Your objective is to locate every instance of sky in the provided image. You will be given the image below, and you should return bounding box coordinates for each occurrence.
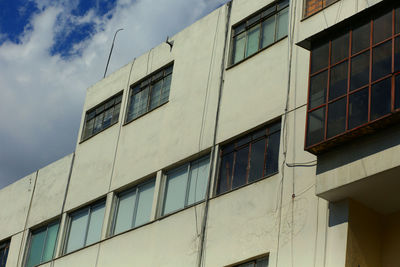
[0,0,228,189]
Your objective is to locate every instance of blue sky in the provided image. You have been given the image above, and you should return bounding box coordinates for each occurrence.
[0,0,228,189]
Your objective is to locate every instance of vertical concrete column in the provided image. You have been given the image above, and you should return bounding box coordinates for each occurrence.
[150,170,163,220]
[54,212,68,258]
[102,191,115,239]
[208,144,219,198]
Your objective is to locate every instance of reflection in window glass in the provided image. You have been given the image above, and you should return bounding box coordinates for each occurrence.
[234,255,269,267]
[350,51,370,91]
[373,11,392,44]
[246,25,260,57]
[309,71,327,109]
[276,8,289,40]
[307,107,325,146]
[396,7,400,34]
[86,204,105,246]
[311,43,329,73]
[232,147,249,189]
[233,33,246,63]
[348,88,369,130]
[163,156,210,215]
[352,22,370,54]
[331,33,349,64]
[371,78,391,120]
[327,98,347,138]
[329,61,348,100]
[261,16,275,48]
[372,41,392,81]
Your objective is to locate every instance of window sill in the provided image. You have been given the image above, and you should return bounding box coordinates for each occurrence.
[226,36,288,71]
[79,121,119,144]
[123,100,169,127]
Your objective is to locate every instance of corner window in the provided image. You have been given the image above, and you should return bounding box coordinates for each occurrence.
[230,0,289,65]
[304,0,339,18]
[112,179,155,235]
[0,240,9,267]
[126,64,173,122]
[64,201,105,254]
[305,7,400,153]
[25,221,59,267]
[233,255,269,267]
[216,122,281,195]
[81,92,122,141]
[162,155,210,216]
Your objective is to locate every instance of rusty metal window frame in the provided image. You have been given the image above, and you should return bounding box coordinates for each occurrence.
[305,5,400,154]
[216,122,281,196]
[81,92,123,142]
[0,240,10,267]
[303,0,340,18]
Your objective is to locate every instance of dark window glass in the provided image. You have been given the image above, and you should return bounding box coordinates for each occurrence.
[217,123,281,195]
[327,98,347,138]
[0,241,10,267]
[396,7,400,34]
[82,93,122,141]
[329,61,348,100]
[352,22,370,54]
[232,147,249,189]
[309,71,327,109]
[331,33,349,64]
[395,37,400,72]
[372,41,392,81]
[126,64,173,122]
[371,78,391,120]
[306,107,325,146]
[373,11,392,44]
[234,255,269,267]
[396,75,400,109]
[311,43,329,73]
[350,51,370,91]
[348,88,369,129]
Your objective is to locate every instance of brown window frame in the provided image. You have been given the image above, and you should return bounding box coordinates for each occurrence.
[305,5,400,154]
[303,0,339,18]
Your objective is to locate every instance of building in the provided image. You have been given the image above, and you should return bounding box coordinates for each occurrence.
[0,0,399,266]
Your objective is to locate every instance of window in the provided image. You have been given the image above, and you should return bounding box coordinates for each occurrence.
[216,122,281,195]
[112,179,155,235]
[162,155,210,216]
[81,93,122,141]
[305,6,400,153]
[233,255,269,267]
[126,64,173,122]
[304,0,338,17]
[230,0,289,65]
[64,201,105,254]
[0,240,9,267]
[25,221,59,267]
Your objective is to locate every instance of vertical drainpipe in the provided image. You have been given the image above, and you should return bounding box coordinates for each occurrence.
[196,2,232,267]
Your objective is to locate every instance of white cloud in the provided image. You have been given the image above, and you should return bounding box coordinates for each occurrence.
[0,0,228,188]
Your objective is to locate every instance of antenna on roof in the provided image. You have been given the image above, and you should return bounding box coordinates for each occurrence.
[103,28,124,78]
[165,36,174,51]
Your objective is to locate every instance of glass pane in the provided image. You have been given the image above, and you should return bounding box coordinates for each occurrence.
[396,75,400,109]
[331,33,349,64]
[329,61,348,100]
[352,22,370,54]
[246,25,260,57]
[373,11,392,44]
[350,51,370,91]
[111,102,120,124]
[114,190,136,235]
[327,98,347,138]
[372,40,392,81]
[129,87,149,120]
[232,147,249,189]
[160,74,172,104]
[188,157,210,205]
[276,7,288,40]
[348,88,369,129]
[233,32,246,64]
[26,229,46,267]
[42,223,59,262]
[83,119,94,139]
[371,78,391,120]
[395,37,400,72]
[86,203,105,246]
[66,209,89,253]
[309,71,327,109]
[217,153,234,194]
[265,131,280,175]
[256,256,269,267]
[311,43,329,73]
[149,80,163,110]
[261,16,276,48]
[102,107,114,128]
[163,165,188,215]
[134,181,155,227]
[306,107,326,146]
[239,263,254,267]
[396,7,400,34]
[93,113,104,133]
[249,138,266,182]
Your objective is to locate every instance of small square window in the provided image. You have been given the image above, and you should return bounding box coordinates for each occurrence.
[0,240,10,267]
[64,201,105,254]
[304,0,339,18]
[25,221,60,267]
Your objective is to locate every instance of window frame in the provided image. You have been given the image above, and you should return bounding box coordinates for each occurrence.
[160,154,211,216]
[303,0,340,19]
[24,220,60,267]
[215,122,281,196]
[228,0,289,67]
[229,254,269,267]
[80,92,123,142]
[63,200,106,255]
[125,63,174,123]
[305,5,400,154]
[110,178,156,236]
[0,240,10,267]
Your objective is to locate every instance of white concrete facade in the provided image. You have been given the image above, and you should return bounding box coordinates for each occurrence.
[1,0,399,266]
